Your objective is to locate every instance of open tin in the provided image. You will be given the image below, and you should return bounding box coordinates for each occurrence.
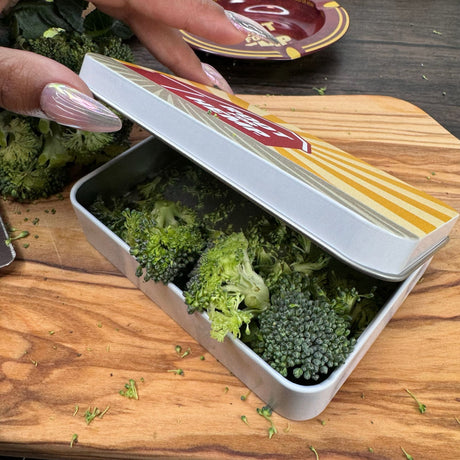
[71,54,458,420]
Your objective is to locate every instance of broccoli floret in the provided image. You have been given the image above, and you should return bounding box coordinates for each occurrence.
[313,269,381,335]
[95,35,134,63]
[62,129,115,166]
[0,157,69,201]
[0,112,69,200]
[0,111,129,201]
[123,200,207,285]
[253,289,356,382]
[89,195,132,238]
[0,113,41,162]
[245,215,330,287]
[184,232,269,342]
[16,31,99,72]
[15,30,133,73]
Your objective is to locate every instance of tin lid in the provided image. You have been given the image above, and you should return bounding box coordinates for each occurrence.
[79,53,458,281]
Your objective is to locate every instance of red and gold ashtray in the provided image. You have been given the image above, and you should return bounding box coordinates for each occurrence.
[181,0,349,60]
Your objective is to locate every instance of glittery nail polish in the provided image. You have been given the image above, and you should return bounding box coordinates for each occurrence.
[39,83,122,132]
[201,63,234,94]
[225,10,279,45]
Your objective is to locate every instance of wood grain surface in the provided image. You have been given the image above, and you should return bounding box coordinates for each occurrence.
[1,95,459,460]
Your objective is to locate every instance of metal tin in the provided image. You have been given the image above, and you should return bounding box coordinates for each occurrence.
[71,137,429,421]
[72,54,457,419]
[79,53,458,281]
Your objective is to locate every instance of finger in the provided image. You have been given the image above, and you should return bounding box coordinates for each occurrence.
[0,47,121,132]
[93,0,247,44]
[136,0,279,45]
[127,19,233,92]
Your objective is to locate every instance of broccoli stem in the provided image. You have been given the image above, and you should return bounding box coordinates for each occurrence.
[405,388,426,414]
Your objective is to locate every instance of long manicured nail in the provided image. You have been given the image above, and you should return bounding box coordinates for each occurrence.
[39,83,122,132]
[201,63,234,94]
[225,10,279,45]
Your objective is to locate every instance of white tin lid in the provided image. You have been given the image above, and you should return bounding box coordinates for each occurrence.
[79,53,458,281]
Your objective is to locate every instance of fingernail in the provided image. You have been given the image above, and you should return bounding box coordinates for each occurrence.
[225,10,279,45]
[39,83,122,132]
[201,63,234,94]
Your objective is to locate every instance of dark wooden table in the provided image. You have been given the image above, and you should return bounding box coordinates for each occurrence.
[135,0,460,140]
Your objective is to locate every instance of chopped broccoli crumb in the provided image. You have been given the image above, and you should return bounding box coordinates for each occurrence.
[70,433,78,448]
[401,447,414,460]
[310,445,320,460]
[5,229,29,245]
[84,406,109,425]
[257,405,277,438]
[240,390,251,401]
[405,388,426,413]
[119,379,139,399]
[313,87,327,95]
[168,369,184,376]
[179,347,191,358]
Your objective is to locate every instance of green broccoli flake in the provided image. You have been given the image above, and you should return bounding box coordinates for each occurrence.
[257,405,277,439]
[313,87,327,95]
[405,388,426,413]
[84,406,110,425]
[401,447,414,460]
[240,390,251,401]
[168,369,184,376]
[310,445,320,460]
[5,230,29,246]
[119,379,139,399]
[70,433,78,448]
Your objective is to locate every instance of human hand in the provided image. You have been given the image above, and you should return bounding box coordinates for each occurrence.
[0,0,276,132]
[90,0,277,91]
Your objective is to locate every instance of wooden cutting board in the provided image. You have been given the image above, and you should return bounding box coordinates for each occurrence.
[0,95,459,460]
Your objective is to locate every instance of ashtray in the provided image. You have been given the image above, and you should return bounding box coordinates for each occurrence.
[180,0,349,60]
